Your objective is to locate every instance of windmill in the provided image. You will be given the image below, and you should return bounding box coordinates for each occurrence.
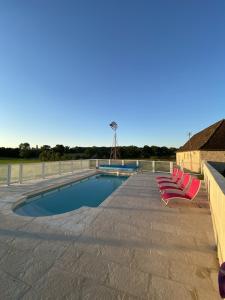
[109,121,119,159]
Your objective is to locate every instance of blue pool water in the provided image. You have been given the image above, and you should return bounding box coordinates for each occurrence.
[14,174,128,217]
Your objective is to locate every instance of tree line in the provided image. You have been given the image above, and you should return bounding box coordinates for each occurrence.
[0,143,177,161]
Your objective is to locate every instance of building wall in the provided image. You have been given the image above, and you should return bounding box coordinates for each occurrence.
[176,150,225,173]
[176,151,201,172]
[200,151,225,164]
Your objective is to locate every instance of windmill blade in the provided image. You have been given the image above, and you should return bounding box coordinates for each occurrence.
[110,121,118,130]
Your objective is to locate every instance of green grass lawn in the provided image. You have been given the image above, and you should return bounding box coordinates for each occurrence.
[0,158,41,164]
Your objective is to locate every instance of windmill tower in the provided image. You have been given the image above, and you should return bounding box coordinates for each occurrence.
[109,121,119,159]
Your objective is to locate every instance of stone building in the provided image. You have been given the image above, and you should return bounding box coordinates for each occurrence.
[176,119,225,172]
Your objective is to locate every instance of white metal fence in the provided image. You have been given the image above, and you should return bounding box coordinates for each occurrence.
[0,159,174,186]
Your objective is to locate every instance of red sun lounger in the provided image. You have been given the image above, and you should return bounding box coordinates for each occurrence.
[161,177,201,206]
[157,169,183,185]
[156,168,178,181]
[159,174,191,192]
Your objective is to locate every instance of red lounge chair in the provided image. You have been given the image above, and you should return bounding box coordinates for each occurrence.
[157,169,183,185]
[159,174,191,192]
[156,170,179,184]
[161,177,201,206]
[156,168,178,181]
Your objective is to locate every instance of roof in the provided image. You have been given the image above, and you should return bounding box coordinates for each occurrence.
[177,119,225,152]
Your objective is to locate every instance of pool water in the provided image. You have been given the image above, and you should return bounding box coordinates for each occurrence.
[14,174,128,217]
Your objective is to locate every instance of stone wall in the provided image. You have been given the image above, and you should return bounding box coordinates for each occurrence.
[176,150,201,172]
[200,151,225,164]
[176,150,225,173]
[203,161,225,264]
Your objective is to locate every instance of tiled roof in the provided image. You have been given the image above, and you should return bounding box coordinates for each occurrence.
[177,119,225,152]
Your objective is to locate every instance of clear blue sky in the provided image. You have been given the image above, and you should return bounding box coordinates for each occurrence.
[1,0,225,148]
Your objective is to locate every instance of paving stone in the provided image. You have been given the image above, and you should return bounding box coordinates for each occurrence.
[33,239,71,260]
[20,288,40,300]
[0,269,30,299]
[133,249,170,278]
[170,260,213,290]
[70,251,110,282]
[21,258,54,285]
[0,241,10,259]
[97,244,134,265]
[150,276,193,300]
[210,269,219,293]
[0,248,34,278]
[30,266,82,299]
[81,279,121,299]
[150,228,197,249]
[54,244,83,271]
[11,233,42,251]
[185,249,218,268]
[196,287,221,300]
[107,262,149,298]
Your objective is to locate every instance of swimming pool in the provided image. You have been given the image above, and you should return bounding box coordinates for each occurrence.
[98,164,138,172]
[14,174,128,217]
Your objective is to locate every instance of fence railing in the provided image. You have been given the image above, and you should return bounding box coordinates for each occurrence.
[0,159,174,186]
[0,160,90,186]
[203,161,225,264]
[90,159,174,173]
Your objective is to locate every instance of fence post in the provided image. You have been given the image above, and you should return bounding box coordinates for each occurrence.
[122,160,124,166]
[136,160,139,167]
[42,162,45,179]
[96,159,99,168]
[109,159,111,166]
[170,162,173,174]
[19,164,23,184]
[71,160,74,173]
[152,161,155,173]
[7,164,11,186]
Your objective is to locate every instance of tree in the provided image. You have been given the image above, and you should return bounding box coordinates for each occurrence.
[53,144,65,155]
[19,143,31,158]
[41,145,51,151]
[142,145,152,158]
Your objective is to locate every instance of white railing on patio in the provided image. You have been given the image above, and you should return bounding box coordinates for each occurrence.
[0,159,174,186]
[0,160,90,186]
[90,159,174,174]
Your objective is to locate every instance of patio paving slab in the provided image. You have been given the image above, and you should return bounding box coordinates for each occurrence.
[0,170,220,299]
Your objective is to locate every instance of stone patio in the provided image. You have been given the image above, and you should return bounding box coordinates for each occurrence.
[0,170,220,299]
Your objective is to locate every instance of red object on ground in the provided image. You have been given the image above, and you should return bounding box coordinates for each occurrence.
[161,177,201,206]
[156,168,178,180]
[159,174,191,192]
[157,169,183,185]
